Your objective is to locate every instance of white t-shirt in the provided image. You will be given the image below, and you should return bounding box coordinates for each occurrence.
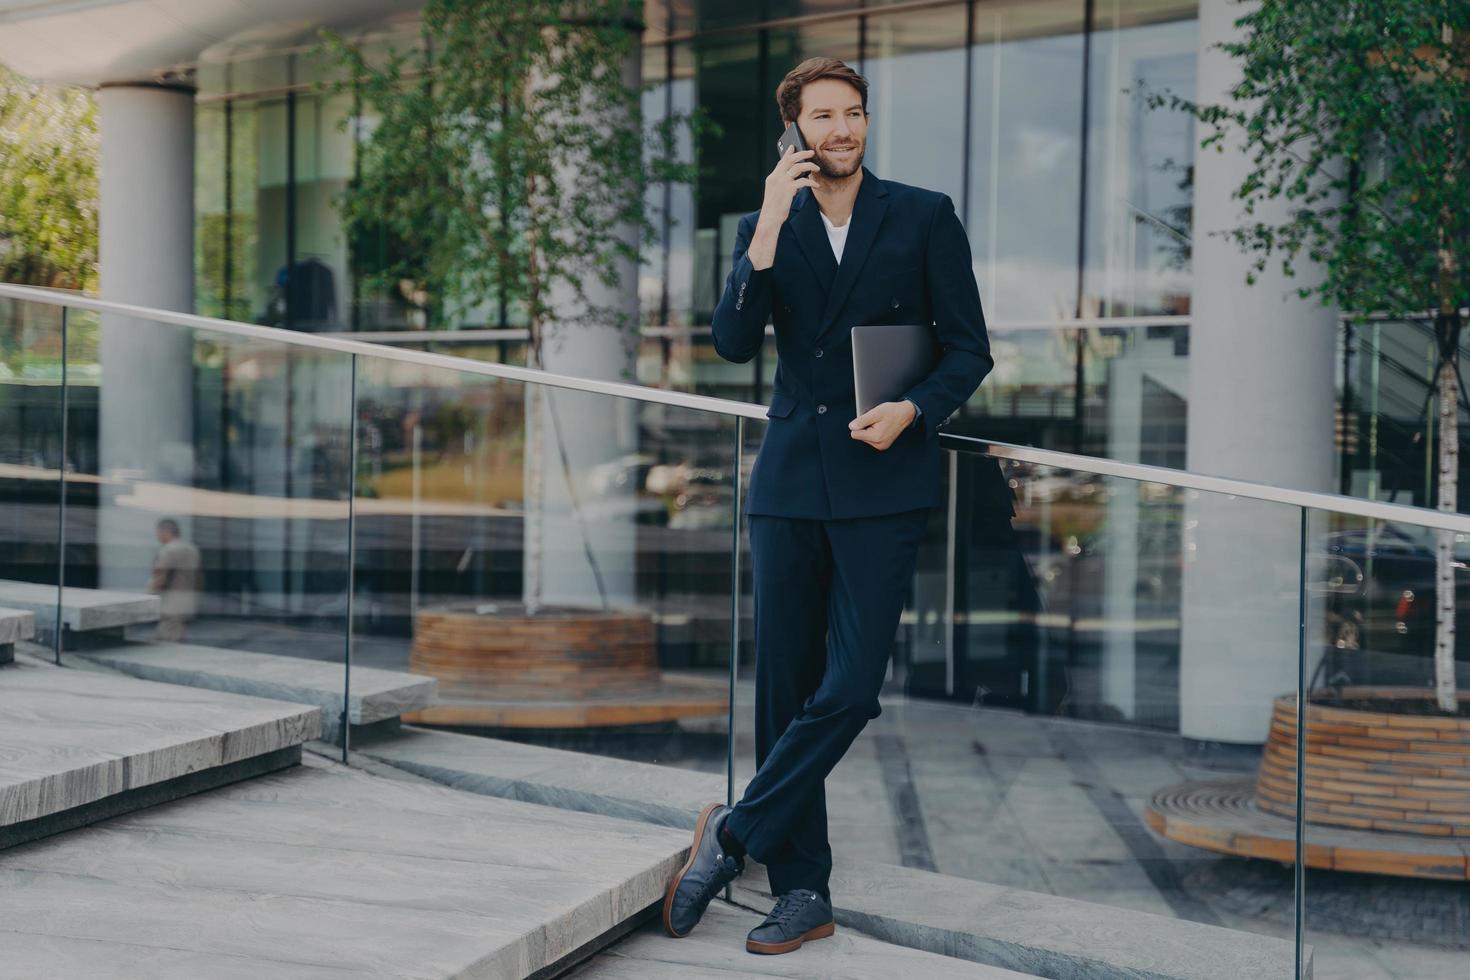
[819,209,851,264]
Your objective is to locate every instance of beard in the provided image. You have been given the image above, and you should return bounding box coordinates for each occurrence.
[814,141,864,180]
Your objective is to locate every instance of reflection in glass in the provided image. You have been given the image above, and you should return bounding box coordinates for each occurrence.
[864,5,967,213]
[1083,1,1196,318]
[1300,508,1470,977]
[350,360,740,769]
[0,300,66,657]
[864,452,1304,944]
[968,0,1086,322]
[59,310,354,732]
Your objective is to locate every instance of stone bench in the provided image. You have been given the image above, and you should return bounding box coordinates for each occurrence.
[0,580,158,649]
[78,643,437,742]
[0,607,35,664]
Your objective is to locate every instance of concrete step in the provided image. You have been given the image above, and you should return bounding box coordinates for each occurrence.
[357,725,723,829]
[731,858,1309,980]
[0,656,318,849]
[0,580,159,644]
[75,642,437,741]
[355,724,1311,980]
[0,605,34,663]
[0,753,692,979]
[566,900,1036,979]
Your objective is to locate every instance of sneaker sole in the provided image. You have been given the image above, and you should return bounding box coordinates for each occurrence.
[746,921,836,955]
[662,801,722,938]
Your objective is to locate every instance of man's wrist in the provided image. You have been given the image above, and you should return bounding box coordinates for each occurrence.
[747,219,782,269]
[904,398,922,429]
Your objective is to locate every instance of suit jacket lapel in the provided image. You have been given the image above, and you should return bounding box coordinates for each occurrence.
[788,188,837,297]
[819,168,889,333]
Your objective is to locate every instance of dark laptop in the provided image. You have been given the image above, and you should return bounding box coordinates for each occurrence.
[851,323,939,417]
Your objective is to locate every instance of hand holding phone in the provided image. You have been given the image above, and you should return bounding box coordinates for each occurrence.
[747,123,820,270]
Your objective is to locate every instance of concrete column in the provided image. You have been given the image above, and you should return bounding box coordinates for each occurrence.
[521,40,641,612]
[95,84,195,589]
[1101,339,1187,721]
[1177,0,1337,743]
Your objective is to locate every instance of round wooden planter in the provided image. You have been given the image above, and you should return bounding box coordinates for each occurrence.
[1255,687,1470,838]
[403,602,726,728]
[1147,687,1470,879]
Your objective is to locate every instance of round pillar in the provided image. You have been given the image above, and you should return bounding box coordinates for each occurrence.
[95,83,196,589]
[1177,0,1338,744]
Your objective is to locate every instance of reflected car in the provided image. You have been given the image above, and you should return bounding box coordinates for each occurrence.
[1320,524,1470,663]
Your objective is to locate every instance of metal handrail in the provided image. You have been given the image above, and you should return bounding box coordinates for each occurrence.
[318,314,1192,343]
[6,281,1470,534]
[0,283,767,422]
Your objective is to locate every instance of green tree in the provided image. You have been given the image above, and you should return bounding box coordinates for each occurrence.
[321,0,703,614]
[1144,2,1469,712]
[0,64,98,290]
[319,0,699,350]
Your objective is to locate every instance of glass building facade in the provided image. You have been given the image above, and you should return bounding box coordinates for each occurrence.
[192,0,1200,463]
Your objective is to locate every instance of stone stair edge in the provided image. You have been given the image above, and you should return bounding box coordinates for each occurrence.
[355,724,1311,980]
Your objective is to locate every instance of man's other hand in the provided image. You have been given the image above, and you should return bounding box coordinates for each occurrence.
[848,400,917,452]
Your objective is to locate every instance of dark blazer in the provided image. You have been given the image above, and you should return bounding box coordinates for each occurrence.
[712,167,993,519]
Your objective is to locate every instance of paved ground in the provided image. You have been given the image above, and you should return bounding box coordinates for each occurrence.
[661,691,1468,979]
[101,621,1470,978]
[768,698,1470,980]
[567,901,1036,979]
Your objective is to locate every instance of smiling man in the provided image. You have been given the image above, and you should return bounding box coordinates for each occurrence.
[661,58,993,955]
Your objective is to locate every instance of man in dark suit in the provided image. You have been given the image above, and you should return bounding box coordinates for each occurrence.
[663,56,992,955]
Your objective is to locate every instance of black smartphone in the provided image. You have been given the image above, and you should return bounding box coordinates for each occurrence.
[776,120,807,159]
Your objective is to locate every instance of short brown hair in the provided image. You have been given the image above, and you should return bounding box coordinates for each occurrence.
[775,57,868,126]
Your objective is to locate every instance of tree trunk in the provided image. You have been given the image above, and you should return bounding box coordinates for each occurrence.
[1434,17,1461,715]
[1434,321,1458,714]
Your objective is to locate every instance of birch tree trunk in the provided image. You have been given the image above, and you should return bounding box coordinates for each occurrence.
[1433,20,1461,715]
[1434,332,1458,714]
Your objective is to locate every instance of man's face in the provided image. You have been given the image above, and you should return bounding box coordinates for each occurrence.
[796,78,867,180]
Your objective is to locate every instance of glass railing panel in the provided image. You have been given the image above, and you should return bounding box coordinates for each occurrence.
[1300,507,1470,978]
[0,297,66,659]
[629,321,1190,463]
[347,355,742,772]
[726,444,1308,959]
[59,308,354,740]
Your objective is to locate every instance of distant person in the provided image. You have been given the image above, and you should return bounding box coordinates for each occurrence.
[662,58,991,954]
[147,518,201,642]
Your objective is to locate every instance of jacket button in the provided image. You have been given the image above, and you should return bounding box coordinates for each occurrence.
[891,297,899,309]
[817,404,827,414]
[814,348,823,358]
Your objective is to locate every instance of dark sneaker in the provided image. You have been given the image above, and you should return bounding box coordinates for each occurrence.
[746,888,835,954]
[663,802,744,937]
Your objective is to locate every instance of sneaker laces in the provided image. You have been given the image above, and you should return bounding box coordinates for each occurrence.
[690,852,739,905]
[768,890,813,924]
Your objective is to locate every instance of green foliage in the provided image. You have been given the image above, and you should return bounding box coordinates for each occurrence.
[319,0,703,354]
[0,64,98,290]
[1142,2,1470,323]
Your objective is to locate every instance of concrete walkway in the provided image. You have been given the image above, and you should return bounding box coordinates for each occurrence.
[568,901,1035,979]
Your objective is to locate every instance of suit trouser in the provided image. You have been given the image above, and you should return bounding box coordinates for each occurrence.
[724,505,930,902]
